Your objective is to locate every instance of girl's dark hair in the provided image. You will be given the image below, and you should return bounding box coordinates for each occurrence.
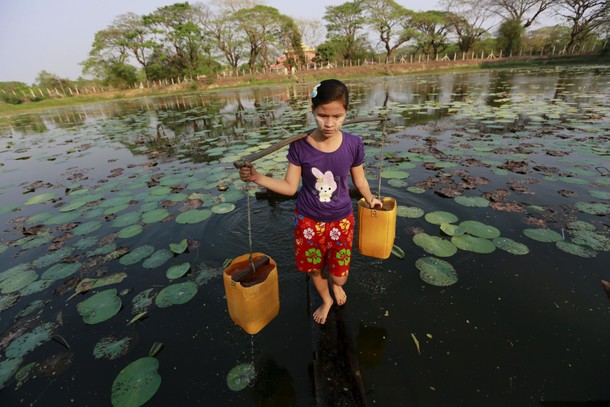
[311,79,349,109]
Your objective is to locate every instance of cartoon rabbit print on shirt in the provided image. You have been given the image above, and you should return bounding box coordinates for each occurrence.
[312,167,337,203]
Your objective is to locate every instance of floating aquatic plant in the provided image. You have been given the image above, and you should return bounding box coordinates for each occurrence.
[226,362,256,391]
[111,357,161,407]
[413,233,457,257]
[415,257,458,286]
[77,289,122,324]
[155,282,198,308]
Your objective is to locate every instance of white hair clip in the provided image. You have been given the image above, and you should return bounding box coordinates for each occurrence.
[311,83,321,98]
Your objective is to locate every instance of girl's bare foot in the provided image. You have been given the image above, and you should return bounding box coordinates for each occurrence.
[313,300,333,324]
[332,284,347,306]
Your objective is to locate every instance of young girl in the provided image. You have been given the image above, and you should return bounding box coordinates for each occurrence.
[239,79,382,325]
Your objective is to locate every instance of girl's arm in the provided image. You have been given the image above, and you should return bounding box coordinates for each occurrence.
[351,165,382,208]
[239,162,301,196]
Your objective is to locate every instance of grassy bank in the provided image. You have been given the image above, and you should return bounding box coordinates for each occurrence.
[1,54,607,117]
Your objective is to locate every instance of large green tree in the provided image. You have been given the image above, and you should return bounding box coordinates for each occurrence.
[363,0,414,60]
[441,0,493,52]
[556,0,610,49]
[234,5,301,70]
[324,1,368,60]
[411,10,453,55]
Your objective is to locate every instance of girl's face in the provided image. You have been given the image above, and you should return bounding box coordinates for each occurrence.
[312,100,347,139]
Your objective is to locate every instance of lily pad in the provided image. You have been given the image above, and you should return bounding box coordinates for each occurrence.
[575,202,610,215]
[211,203,236,214]
[118,225,144,239]
[175,209,212,224]
[77,289,122,324]
[415,257,458,287]
[381,169,409,179]
[119,245,155,266]
[73,221,102,236]
[555,241,597,258]
[227,362,256,391]
[166,263,191,280]
[492,237,530,255]
[413,233,457,257]
[155,281,198,308]
[169,239,188,254]
[112,212,141,228]
[41,262,81,281]
[141,208,170,224]
[523,228,563,242]
[0,357,22,389]
[132,288,157,314]
[396,206,424,218]
[94,336,133,360]
[451,235,496,254]
[6,322,57,358]
[0,269,38,294]
[111,357,161,407]
[424,211,458,225]
[440,223,465,236]
[391,245,405,259]
[25,192,57,205]
[454,196,490,207]
[459,220,501,239]
[142,249,173,269]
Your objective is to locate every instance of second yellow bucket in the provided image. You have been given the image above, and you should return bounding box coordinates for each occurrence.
[223,252,280,335]
[357,197,397,259]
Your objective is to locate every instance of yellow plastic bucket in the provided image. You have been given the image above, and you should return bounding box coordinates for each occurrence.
[357,197,397,259]
[223,252,280,335]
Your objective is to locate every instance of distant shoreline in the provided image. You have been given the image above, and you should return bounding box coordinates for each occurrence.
[1,54,608,117]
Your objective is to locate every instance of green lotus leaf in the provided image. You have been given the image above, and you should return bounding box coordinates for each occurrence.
[175,209,212,224]
[555,240,597,258]
[100,196,132,208]
[149,186,172,196]
[381,169,410,179]
[166,263,191,280]
[0,269,38,294]
[570,230,610,251]
[440,223,465,236]
[566,220,596,232]
[111,357,161,407]
[415,257,458,287]
[413,233,457,257]
[73,221,102,236]
[454,196,490,208]
[32,247,74,269]
[21,233,53,250]
[142,249,173,269]
[388,179,408,188]
[155,281,198,308]
[25,192,57,205]
[1,263,31,283]
[227,362,256,391]
[16,299,46,318]
[0,204,19,215]
[132,288,157,314]
[26,211,54,224]
[492,237,529,255]
[211,203,236,214]
[112,212,141,228]
[73,236,98,250]
[451,235,496,254]
[169,239,188,254]
[425,211,458,225]
[589,190,610,200]
[396,206,424,218]
[6,322,57,358]
[523,228,563,242]
[575,202,610,215]
[94,336,133,360]
[119,245,155,266]
[218,189,244,203]
[77,289,122,324]
[104,204,130,216]
[19,279,54,296]
[391,245,405,259]
[0,357,22,389]
[60,200,88,212]
[141,208,170,224]
[459,220,501,239]
[86,243,117,258]
[0,293,20,312]
[118,225,143,239]
[407,186,426,194]
[46,212,80,225]
[41,262,81,281]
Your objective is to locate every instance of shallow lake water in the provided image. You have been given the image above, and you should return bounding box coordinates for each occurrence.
[1,66,609,406]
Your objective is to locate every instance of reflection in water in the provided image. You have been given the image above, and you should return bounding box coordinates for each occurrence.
[250,358,298,407]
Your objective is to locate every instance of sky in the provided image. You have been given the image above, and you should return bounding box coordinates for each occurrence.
[0,0,437,84]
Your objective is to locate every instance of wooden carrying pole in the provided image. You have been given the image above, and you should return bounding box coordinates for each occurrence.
[233,117,387,168]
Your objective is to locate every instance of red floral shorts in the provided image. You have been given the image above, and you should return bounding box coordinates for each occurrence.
[293,210,355,277]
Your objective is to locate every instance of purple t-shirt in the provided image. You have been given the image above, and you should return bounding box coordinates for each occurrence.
[287,131,365,222]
